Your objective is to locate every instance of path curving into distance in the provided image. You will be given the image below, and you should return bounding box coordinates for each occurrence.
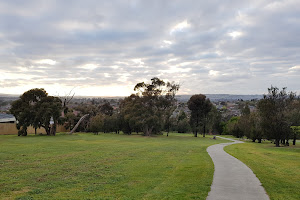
[206,136,270,200]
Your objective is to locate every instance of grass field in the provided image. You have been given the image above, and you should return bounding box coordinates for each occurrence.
[224,140,300,200]
[0,133,226,200]
[218,135,244,140]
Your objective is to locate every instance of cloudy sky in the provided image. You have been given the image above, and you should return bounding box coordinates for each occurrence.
[0,0,299,96]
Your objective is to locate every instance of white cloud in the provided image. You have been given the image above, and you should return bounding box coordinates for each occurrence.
[209,70,219,77]
[170,20,191,35]
[163,40,172,45]
[131,58,144,65]
[290,65,300,70]
[36,59,57,65]
[228,31,243,39]
[79,64,98,70]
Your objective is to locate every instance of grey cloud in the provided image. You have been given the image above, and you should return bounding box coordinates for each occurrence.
[0,0,299,95]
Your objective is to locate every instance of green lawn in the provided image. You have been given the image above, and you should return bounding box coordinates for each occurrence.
[224,141,300,200]
[0,133,226,200]
[218,135,244,140]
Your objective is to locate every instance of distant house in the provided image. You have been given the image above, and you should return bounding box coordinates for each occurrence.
[0,113,16,123]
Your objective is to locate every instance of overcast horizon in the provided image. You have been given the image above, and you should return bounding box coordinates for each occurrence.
[1,1,300,96]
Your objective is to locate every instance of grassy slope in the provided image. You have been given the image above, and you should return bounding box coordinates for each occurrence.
[224,141,300,200]
[0,133,226,200]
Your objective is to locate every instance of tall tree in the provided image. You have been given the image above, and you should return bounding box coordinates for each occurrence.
[120,77,179,136]
[187,94,212,137]
[257,86,295,147]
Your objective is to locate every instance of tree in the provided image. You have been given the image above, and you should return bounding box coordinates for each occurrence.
[35,96,62,135]
[176,111,190,133]
[223,116,244,138]
[89,114,105,133]
[120,77,179,136]
[187,94,212,137]
[177,119,190,133]
[240,112,263,142]
[207,106,222,134]
[99,102,113,116]
[241,102,250,116]
[10,88,62,136]
[257,86,296,147]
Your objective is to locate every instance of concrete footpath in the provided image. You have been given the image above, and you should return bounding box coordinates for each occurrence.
[206,136,270,200]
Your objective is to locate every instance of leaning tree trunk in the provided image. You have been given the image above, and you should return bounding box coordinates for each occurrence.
[69,114,89,134]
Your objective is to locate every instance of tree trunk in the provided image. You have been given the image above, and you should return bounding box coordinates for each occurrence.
[35,128,37,135]
[258,138,262,143]
[286,139,289,146]
[50,122,57,136]
[203,124,206,137]
[275,139,280,147]
[69,114,89,134]
[293,133,296,145]
[144,126,153,136]
[46,127,51,135]
[252,138,256,142]
[194,130,198,137]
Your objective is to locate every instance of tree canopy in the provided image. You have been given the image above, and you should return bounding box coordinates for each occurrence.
[120,77,179,136]
[257,86,296,146]
[188,94,212,137]
[10,88,62,136]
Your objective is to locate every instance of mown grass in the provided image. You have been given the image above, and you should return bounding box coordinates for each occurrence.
[218,135,244,140]
[0,133,226,200]
[224,140,300,200]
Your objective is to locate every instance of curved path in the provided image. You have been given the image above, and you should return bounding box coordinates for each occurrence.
[206,136,269,200]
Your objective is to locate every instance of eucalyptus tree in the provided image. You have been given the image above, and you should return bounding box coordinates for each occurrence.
[120,77,179,136]
[188,94,212,137]
[10,88,62,136]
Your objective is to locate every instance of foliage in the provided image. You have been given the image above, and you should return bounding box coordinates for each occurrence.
[241,112,263,142]
[187,94,212,137]
[222,116,238,134]
[241,102,250,116]
[257,86,296,146]
[177,119,190,133]
[207,106,223,134]
[10,88,62,136]
[120,77,179,136]
[99,102,113,116]
[176,111,190,133]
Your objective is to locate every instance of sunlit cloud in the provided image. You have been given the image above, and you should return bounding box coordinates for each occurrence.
[36,59,57,65]
[170,20,191,35]
[79,64,98,70]
[228,31,243,39]
[209,70,219,77]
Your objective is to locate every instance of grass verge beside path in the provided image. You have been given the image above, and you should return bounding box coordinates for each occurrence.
[224,141,300,200]
[0,133,226,200]
[219,135,244,140]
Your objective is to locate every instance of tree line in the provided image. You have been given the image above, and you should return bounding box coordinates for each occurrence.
[9,79,300,147]
[223,86,300,147]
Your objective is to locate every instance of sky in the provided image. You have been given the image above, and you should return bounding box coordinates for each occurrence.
[0,0,300,97]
